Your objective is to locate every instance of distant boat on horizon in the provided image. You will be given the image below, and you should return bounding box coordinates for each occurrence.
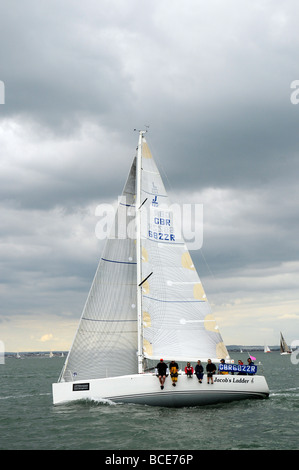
[264,345,271,353]
[280,332,292,355]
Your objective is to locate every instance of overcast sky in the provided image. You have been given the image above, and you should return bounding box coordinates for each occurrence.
[1,0,299,352]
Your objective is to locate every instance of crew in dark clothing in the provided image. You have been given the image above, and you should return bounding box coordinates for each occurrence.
[195,360,204,383]
[206,359,216,384]
[156,358,168,389]
[247,357,255,375]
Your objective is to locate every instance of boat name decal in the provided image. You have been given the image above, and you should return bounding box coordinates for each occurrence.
[214,377,252,384]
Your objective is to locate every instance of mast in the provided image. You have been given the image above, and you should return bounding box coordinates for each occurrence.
[136,130,146,373]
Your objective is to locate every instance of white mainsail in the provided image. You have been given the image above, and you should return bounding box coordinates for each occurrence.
[59,132,228,384]
[139,136,228,362]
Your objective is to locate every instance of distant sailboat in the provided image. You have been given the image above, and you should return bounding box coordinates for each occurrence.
[16,352,21,359]
[280,332,291,355]
[52,130,269,406]
[264,345,271,353]
[49,351,54,358]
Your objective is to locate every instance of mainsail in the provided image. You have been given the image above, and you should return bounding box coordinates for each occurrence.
[139,136,228,362]
[59,133,228,383]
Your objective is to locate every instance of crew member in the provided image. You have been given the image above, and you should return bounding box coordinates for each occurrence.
[169,360,179,387]
[155,359,168,390]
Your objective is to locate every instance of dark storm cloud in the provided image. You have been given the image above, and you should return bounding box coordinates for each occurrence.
[0,1,137,128]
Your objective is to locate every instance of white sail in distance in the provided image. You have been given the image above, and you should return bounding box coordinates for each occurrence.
[280,332,291,354]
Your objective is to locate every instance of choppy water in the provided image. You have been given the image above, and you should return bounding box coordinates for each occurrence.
[0,351,298,450]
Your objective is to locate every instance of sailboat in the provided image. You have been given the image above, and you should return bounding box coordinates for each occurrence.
[264,345,271,353]
[52,131,269,406]
[280,332,292,355]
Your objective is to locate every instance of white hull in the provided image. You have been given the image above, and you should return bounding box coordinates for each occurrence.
[280,352,291,355]
[52,373,269,407]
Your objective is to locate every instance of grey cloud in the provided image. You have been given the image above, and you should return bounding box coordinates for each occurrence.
[1,0,299,346]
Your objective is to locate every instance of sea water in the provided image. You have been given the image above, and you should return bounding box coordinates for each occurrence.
[0,351,298,451]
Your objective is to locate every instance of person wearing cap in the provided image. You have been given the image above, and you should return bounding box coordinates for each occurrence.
[155,358,168,389]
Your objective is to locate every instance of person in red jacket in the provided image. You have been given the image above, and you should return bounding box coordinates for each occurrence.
[185,362,194,378]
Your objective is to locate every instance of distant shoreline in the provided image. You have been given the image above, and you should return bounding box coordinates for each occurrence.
[4,346,284,357]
